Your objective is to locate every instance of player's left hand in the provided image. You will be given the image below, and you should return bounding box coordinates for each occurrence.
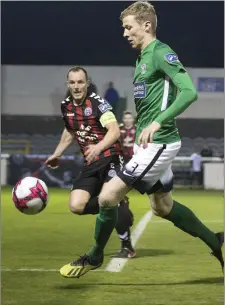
[138,121,161,147]
[85,144,102,163]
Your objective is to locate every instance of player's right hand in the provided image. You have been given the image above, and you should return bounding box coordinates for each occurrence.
[45,155,60,169]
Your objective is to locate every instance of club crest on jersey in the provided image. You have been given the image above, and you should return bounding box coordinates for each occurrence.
[98,102,112,113]
[141,64,146,74]
[108,169,117,178]
[164,53,179,64]
[84,107,92,116]
[134,81,146,98]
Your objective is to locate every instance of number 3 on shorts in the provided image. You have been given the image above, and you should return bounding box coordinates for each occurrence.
[131,162,139,173]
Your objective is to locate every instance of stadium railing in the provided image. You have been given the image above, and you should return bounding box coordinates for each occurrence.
[1,139,31,154]
[1,154,223,190]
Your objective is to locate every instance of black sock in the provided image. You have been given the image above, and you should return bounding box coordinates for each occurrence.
[82,197,99,215]
[115,199,134,244]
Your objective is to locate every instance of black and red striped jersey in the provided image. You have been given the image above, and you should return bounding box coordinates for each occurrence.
[119,124,136,161]
[61,92,121,164]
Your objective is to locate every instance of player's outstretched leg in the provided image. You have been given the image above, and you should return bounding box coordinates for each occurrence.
[152,193,224,270]
[60,177,130,278]
[60,206,118,278]
[210,232,224,270]
[113,196,136,258]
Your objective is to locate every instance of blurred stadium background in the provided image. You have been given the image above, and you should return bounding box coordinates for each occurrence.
[1,1,224,305]
[1,1,224,191]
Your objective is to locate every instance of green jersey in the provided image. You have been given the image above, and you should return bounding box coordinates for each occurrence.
[134,39,188,144]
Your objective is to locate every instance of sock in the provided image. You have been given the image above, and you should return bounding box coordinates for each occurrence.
[88,206,118,261]
[115,200,133,244]
[82,197,99,215]
[164,200,220,251]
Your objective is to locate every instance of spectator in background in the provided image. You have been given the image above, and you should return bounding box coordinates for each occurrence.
[104,82,120,110]
[200,144,213,157]
[87,77,98,94]
[120,111,136,164]
[190,151,202,187]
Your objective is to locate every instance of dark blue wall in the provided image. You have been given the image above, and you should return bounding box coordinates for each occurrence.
[1,1,224,67]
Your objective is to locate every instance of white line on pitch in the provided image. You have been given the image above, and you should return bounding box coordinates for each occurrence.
[151,219,223,224]
[1,268,104,272]
[105,211,153,273]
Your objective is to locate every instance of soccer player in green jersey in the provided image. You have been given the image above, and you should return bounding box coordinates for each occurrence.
[60,2,223,278]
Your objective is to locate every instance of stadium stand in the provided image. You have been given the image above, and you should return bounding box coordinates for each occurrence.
[1,133,224,156]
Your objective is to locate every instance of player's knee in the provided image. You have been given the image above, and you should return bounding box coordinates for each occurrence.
[69,200,86,215]
[98,191,117,208]
[150,192,173,217]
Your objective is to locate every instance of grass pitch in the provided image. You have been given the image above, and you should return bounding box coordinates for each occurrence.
[1,187,224,305]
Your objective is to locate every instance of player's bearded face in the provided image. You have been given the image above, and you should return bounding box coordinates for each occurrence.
[67,71,88,104]
[122,15,145,49]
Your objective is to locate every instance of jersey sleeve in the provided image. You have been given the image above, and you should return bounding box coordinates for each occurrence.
[99,111,117,127]
[94,97,116,127]
[154,45,186,79]
[153,45,198,125]
[96,99,113,117]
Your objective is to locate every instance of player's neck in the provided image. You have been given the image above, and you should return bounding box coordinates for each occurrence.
[141,36,157,52]
[124,125,133,129]
[72,98,85,106]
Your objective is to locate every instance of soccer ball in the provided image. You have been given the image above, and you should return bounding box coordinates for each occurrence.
[12,177,48,215]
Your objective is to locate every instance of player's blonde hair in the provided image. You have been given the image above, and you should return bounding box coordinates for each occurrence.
[120,1,157,34]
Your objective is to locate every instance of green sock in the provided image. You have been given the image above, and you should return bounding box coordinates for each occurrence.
[164,200,220,251]
[88,206,118,261]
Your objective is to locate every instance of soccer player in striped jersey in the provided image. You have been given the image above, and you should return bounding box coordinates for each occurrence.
[45,66,135,264]
[120,111,136,163]
[63,2,223,279]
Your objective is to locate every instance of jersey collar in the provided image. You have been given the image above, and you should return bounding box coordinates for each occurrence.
[141,39,158,56]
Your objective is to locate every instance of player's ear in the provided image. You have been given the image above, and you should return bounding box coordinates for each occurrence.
[144,21,151,33]
[66,81,69,88]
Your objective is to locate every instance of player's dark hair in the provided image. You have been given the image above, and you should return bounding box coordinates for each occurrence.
[123,110,133,116]
[67,66,88,81]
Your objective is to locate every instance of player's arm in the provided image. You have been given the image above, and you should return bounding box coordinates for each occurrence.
[45,128,73,168]
[154,50,198,125]
[52,127,74,157]
[97,111,120,152]
[155,72,198,125]
[85,110,120,163]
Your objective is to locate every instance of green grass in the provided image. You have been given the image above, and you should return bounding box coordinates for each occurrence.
[2,187,224,305]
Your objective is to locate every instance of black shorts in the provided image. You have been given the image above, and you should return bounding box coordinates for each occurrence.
[123,155,132,164]
[71,155,123,197]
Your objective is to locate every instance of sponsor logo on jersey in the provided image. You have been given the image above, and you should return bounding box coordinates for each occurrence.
[141,64,146,74]
[98,101,112,113]
[84,107,92,116]
[134,81,146,98]
[164,53,179,63]
[67,113,74,116]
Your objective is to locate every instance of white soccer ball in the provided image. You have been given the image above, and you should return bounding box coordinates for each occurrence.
[12,177,48,215]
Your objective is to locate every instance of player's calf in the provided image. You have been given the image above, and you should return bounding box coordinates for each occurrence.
[150,191,173,217]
